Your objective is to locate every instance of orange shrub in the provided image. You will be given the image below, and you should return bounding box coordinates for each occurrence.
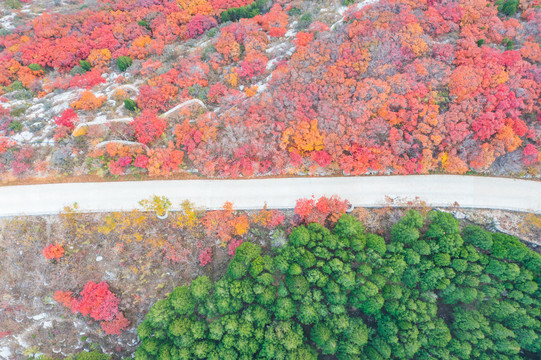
[87,48,112,68]
[42,244,65,260]
[129,35,152,59]
[281,119,324,155]
[71,91,106,110]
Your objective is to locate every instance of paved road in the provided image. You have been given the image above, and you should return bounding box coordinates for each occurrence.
[0,175,540,217]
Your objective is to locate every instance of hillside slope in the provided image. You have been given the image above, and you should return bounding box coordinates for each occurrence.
[0,0,540,181]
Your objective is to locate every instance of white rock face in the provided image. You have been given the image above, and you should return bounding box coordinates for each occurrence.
[32,313,48,321]
[0,347,12,359]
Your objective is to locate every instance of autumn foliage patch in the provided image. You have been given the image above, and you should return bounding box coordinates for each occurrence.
[294,196,350,225]
[42,244,65,260]
[132,110,167,145]
[0,0,540,180]
[53,108,78,130]
[54,281,129,335]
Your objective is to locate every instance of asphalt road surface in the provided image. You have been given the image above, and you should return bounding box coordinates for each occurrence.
[0,175,540,217]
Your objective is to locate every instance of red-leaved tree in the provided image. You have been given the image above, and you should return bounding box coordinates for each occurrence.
[54,281,130,335]
[185,14,218,39]
[54,108,78,130]
[294,196,350,224]
[132,110,167,145]
[42,244,65,260]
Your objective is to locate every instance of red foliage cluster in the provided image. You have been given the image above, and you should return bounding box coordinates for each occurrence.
[54,109,78,130]
[88,140,184,177]
[3,146,36,176]
[136,83,179,112]
[132,110,167,145]
[192,202,288,266]
[43,69,106,93]
[176,0,540,177]
[228,238,244,256]
[70,281,119,321]
[100,312,130,335]
[135,55,210,111]
[201,202,241,243]
[53,290,74,308]
[54,281,129,335]
[294,31,314,47]
[199,247,213,266]
[255,4,288,38]
[207,82,229,104]
[163,241,190,263]
[523,144,539,165]
[146,142,185,176]
[209,0,253,11]
[134,154,150,168]
[295,196,350,224]
[238,52,267,79]
[0,0,244,96]
[185,14,218,39]
[42,244,65,260]
[89,142,142,174]
[250,206,286,228]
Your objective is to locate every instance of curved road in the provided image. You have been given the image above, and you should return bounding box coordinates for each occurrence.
[0,175,540,217]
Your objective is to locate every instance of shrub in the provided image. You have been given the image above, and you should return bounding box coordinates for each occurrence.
[71,281,120,321]
[139,195,172,217]
[42,244,65,260]
[8,120,22,132]
[56,281,130,335]
[522,144,538,165]
[124,98,138,111]
[28,63,44,72]
[100,313,130,335]
[502,37,514,50]
[288,7,302,16]
[70,65,86,76]
[76,350,111,360]
[297,13,313,29]
[199,247,213,266]
[221,0,269,22]
[87,48,112,68]
[71,91,106,110]
[117,56,133,72]
[79,60,92,71]
[185,14,218,39]
[10,107,27,117]
[131,110,166,145]
[54,108,78,129]
[6,0,21,9]
[496,0,519,16]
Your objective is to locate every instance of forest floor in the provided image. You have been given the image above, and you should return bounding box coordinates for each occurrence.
[0,203,540,359]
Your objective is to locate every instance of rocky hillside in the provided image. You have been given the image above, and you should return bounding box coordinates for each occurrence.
[0,0,540,182]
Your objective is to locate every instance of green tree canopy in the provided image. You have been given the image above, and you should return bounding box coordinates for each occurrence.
[135,210,541,360]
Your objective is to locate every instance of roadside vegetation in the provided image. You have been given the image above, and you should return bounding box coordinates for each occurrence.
[1,195,540,359]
